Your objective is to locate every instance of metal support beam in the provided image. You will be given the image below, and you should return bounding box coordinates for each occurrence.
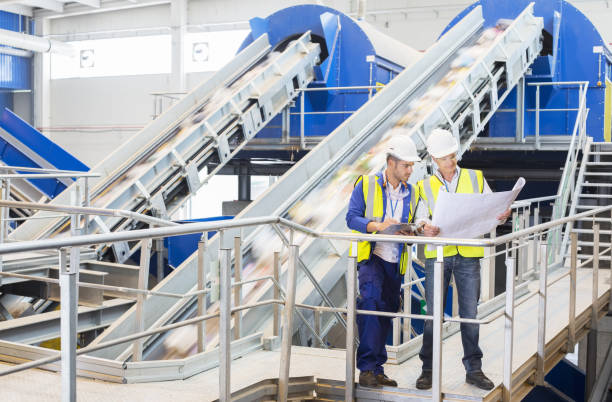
[273,251,280,337]
[0,178,7,287]
[586,224,600,399]
[432,246,444,402]
[59,247,79,402]
[345,241,357,401]
[568,232,577,352]
[132,239,151,362]
[403,246,412,341]
[536,241,548,385]
[238,163,251,202]
[233,235,242,340]
[197,234,208,353]
[503,257,516,401]
[219,248,231,401]
[515,76,525,142]
[278,244,298,402]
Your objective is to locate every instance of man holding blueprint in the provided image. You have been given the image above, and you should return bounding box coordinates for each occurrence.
[414,129,516,391]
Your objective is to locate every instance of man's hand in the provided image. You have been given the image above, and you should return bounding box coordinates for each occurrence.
[397,228,414,236]
[423,223,440,237]
[496,208,512,224]
[367,218,399,233]
[377,218,399,232]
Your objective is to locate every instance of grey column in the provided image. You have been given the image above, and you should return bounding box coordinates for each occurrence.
[60,247,79,402]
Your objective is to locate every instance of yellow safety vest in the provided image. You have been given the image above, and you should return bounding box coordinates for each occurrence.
[417,169,485,259]
[353,174,418,275]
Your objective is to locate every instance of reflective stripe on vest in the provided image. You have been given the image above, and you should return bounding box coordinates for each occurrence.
[353,174,417,274]
[419,169,485,259]
[422,168,479,214]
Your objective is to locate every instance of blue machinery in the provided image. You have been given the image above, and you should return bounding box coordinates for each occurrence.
[0,0,610,400]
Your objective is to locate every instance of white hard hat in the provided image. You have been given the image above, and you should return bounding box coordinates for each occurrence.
[426,128,458,159]
[385,131,421,162]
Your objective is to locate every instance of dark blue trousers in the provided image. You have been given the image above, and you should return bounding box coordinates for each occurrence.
[356,254,401,374]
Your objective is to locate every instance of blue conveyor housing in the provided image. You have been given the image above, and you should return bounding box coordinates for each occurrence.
[446,0,612,141]
[0,108,89,199]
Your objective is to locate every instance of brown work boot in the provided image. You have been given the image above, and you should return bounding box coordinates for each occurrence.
[358,370,379,387]
[376,373,398,387]
[466,370,494,390]
[416,369,432,390]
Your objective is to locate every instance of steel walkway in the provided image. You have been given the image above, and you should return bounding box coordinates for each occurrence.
[0,268,607,401]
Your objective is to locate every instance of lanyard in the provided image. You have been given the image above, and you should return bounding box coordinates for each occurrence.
[390,198,400,217]
[387,184,409,219]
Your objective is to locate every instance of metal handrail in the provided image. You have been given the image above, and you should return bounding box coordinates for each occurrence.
[0,203,608,402]
[0,199,177,228]
[555,81,590,261]
[0,166,99,176]
[1,203,612,255]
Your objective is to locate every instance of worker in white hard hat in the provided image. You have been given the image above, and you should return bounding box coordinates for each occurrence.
[345,132,421,388]
[414,128,511,391]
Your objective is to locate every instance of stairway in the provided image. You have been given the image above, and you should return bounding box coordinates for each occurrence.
[565,141,612,268]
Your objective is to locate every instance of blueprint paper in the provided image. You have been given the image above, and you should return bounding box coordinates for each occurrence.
[431,178,526,239]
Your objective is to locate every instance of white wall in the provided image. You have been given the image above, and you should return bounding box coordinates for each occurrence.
[42,0,612,166]
[47,71,212,165]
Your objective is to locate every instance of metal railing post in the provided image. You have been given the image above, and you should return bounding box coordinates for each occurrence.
[278,243,299,402]
[535,84,541,149]
[536,241,548,385]
[403,245,412,341]
[233,235,242,340]
[60,246,78,402]
[300,91,305,149]
[219,247,232,401]
[197,233,208,353]
[83,177,90,235]
[503,256,516,401]
[586,223,600,398]
[432,246,444,402]
[392,317,400,346]
[568,232,577,352]
[314,309,322,348]
[0,178,7,287]
[522,210,530,274]
[592,223,600,327]
[156,237,164,282]
[133,238,152,362]
[273,251,281,337]
[511,211,518,260]
[532,232,539,273]
[517,210,525,281]
[345,241,357,401]
[610,210,612,313]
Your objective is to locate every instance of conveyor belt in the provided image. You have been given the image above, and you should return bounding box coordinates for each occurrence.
[86,4,543,362]
[8,32,321,265]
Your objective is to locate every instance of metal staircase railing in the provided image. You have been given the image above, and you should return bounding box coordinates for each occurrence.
[549,81,590,264]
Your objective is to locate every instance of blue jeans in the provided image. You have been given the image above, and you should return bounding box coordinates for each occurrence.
[418,254,483,373]
[356,254,401,374]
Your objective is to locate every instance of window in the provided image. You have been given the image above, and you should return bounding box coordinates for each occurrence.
[184,30,249,72]
[50,29,250,79]
[51,35,171,79]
